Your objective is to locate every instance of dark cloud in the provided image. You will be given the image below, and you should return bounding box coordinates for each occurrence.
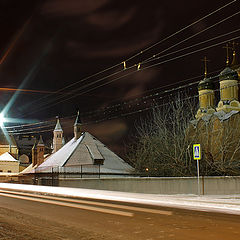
[41,0,109,16]
[79,25,164,58]
[86,7,136,31]
[85,119,128,142]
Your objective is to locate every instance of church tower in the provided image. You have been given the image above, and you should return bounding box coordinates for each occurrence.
[196,57,215,119]
[74,111,82,140]
[32,135,45,166]
[53,117,63,153]
[216,43,240,113]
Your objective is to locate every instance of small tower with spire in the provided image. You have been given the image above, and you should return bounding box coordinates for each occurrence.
[32,135,45,166]
[195,57,216,119]
[216,43,240,113]
[74,111,82,140]
[53,117,63,153]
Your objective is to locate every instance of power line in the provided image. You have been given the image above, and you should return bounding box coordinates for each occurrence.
[24,34,240,116]
[143,9,240,64]
[142,34,240,71]
[4,81,238,135]
[2,70,218,131]
[143,28,240,65]
[125,0,237,62]
[82,69,222,118]
[2,65,221,132]
[3,70,235,135]
[20,18,240,118]
[17,0,237,112]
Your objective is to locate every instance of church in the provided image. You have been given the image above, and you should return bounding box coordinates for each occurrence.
[21,112,134,179]
[188,43,240,175]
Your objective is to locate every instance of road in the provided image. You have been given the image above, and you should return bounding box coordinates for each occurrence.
[0,189,240,240]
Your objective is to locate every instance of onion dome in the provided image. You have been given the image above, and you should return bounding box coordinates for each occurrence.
[219,67,239,81]
[198,77,214,91]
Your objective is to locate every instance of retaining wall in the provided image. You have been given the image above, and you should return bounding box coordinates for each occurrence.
[58,176,240,195]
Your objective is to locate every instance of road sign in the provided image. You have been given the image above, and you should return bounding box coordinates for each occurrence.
[193,144,201,195]
[193,144,201,160]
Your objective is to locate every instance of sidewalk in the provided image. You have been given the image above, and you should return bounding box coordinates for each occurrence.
[0,183,240,216]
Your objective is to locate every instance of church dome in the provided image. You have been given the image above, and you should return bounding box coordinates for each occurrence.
[219,67,238,81]
[198,77,214,91]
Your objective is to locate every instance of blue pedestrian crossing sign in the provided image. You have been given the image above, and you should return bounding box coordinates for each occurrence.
[193,144,201,160]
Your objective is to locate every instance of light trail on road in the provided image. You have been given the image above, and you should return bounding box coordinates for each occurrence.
[0,185,240,240]
[0,189,172,217]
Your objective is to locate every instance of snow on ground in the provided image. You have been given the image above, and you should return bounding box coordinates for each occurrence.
[0,183,240,215]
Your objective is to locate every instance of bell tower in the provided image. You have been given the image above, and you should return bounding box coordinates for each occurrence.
[53,117,63,153]
[32,135,45,166]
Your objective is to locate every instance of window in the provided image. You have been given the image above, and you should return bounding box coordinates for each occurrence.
[0,170,3,172]
[8,170,11,173]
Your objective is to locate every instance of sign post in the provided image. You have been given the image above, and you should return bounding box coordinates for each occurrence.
[193,144,201,195]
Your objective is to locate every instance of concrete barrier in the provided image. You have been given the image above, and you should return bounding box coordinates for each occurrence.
[57,176,240,195]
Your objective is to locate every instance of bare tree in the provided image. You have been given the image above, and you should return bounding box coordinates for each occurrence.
[128,93,198,176]
[129,93,240,176]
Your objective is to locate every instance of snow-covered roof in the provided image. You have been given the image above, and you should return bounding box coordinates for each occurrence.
[0,152,18,162]
[37,135,44,146]
[74,111,81,125]
[38,134,84,168]
[191,110,240,126]
[214,110,239,121]
[54,118,63,131]
[36,132,133,174]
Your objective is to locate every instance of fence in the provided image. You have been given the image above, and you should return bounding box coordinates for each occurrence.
[31,164,135,186]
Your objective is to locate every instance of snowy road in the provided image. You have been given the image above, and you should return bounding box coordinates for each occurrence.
[0,183,240,239]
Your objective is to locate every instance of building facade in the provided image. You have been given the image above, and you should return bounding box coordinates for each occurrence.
[189,43,240,174]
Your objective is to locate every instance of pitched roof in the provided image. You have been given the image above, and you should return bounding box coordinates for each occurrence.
[0,152,18,162]
[54,118,63,131]
[37,135,44,146]
[36,132,133,174]
[74,111,81,125]
[38,134,84,168]
[191,110,240,126]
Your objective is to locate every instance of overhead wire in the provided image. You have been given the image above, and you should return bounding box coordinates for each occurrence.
[79,81,240,125]
[2,67,229,134]
[1,1,238,136]
[142,9,240,65]
[124,0,238,62]
[20,10,240,117]
[0,64,222,132]
[4,80,238,135]
[17,0,237,111]
[23,33,240,116]
[2,69,219,132]
[82,69,223,118]
[143,27,240,65]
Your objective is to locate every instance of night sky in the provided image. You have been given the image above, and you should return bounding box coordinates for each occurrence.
[0,0,240,155]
